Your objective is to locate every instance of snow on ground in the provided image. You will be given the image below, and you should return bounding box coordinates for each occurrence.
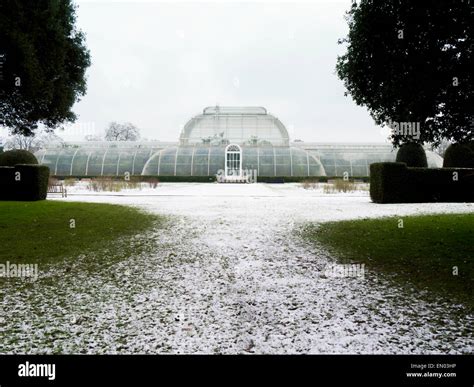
[1,183,473,354]
[64,180,370,197]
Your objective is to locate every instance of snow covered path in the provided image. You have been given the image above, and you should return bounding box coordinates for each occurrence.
[2,183,473,354]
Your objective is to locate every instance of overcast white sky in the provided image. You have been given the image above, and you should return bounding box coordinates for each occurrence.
[63,0,388,143]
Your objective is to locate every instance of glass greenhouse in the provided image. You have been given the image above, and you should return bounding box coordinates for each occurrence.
[34,106,443,179]
[35,143,166,176]
[141,145,325,177]
[303,143,443,177]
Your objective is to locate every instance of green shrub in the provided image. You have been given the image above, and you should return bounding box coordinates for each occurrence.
[0,165,49,200]
[443,142,474,168]
[15,165,50,200]
[0,167,15,199]
[395,143,428,167]
[370,163,410,203]
[0,150,38,166]
[370,162,474,203]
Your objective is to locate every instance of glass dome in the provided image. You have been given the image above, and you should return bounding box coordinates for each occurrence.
[179,106,290,146]
[142,145,326,177]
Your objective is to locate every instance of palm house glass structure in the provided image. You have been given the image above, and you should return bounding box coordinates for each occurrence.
[35,142,166,176]
[34,106,443,178]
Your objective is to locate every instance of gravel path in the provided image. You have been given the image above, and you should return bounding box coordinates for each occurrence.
[1,184,473,354]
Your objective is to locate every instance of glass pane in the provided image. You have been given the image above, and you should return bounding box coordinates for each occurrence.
[102,149,121,175]
[117,152,135,176]
[71,150,90,176]
[87,151,106,176]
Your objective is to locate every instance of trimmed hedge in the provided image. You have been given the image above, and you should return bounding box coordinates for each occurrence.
[0,167,15,199]
[258,177,285,183]
[0,150,38,167]
[443,142,474,168]
[395,143,428,167]
[370,162,474,203]
[0,165,50,201]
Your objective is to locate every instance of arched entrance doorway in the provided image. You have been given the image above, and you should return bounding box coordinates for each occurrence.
[225,144,242,180]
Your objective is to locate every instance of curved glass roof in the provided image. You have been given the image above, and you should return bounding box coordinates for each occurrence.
[35,146,162,176]
[142,146,326,177]
[204,106,267,115]
[301,143,443,176]
[179,106,290,146]
[34,142,443,178]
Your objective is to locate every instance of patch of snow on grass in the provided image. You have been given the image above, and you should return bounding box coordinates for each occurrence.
[2,183,472,354]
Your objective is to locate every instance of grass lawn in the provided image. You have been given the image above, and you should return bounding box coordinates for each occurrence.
[0,200,163,266]
[303,213,474,309]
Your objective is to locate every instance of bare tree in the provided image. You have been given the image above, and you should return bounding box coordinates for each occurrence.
[2,131,64,152]
[104,122,140,141]
[3,134,36,150]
